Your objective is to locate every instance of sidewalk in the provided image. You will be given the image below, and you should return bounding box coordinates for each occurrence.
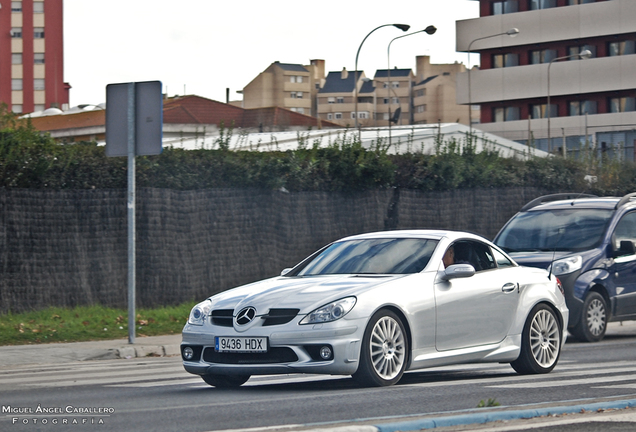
[0,333,182,366]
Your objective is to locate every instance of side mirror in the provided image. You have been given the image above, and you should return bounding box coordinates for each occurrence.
[441,264,475,281]
[280,268,292,276]
[614,240,636,258]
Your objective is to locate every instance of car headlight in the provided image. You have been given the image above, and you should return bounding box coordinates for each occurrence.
[549,255,583,276]
[300,297,356,325]
[188,299,212,326]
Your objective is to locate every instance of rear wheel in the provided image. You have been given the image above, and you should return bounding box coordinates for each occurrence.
[511,304,561,374]
[353,310,408,387]
[571,292,607,343]
[201,374,250,388]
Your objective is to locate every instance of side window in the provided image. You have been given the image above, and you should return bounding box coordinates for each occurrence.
[493,248,515,268]
[613,212,636,251]
[452,241,497,272]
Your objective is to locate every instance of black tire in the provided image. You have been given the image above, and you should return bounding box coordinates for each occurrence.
[201,374,250,388]
[511,304,562,375]
[353,309,409,387]
[570,291,607,343]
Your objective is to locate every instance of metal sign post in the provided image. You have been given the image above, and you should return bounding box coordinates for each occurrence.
[106,81,163,344]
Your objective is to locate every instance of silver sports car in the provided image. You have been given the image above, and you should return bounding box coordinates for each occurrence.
[181,230,568,387]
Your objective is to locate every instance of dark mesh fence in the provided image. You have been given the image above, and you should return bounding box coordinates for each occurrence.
[0,187,543,313]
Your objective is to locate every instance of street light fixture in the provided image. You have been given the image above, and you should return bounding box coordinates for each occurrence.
[467,28,519,133]
[546,49,592,152]
[354,23,410,133]
[387,25,436,146]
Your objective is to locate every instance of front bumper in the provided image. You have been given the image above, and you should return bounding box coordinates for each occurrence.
[181,322,363,377]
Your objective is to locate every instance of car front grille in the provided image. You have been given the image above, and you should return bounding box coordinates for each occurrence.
[210,308,300,327]
[202,347,298,364]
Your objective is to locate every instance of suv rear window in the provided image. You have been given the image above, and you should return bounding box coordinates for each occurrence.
[496,209,613,253]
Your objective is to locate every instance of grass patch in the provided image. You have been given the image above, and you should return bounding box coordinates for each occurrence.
[0,303,193,346]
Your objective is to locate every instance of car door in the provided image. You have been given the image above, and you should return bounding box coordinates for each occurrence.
[434,240,521,351]
[611,212,636,318]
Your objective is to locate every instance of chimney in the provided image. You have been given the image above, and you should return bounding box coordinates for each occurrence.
[341,67,348,80]
[226,88,229,104]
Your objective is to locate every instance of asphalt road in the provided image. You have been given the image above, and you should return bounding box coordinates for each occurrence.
[1,325,636,432]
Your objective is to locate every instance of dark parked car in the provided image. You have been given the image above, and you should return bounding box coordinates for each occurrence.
[494,193,636,342]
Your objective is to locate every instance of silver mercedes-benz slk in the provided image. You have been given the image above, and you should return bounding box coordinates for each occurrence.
[181,230,568,388]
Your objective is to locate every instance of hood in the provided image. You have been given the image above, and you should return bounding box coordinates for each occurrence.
[508,251,572,270]
[208,274,406,315]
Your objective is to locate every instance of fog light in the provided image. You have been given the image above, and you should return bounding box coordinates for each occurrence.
[319,346,332,360]
[183,346,194,360]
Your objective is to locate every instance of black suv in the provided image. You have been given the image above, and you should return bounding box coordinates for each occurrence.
[494,193,636,342]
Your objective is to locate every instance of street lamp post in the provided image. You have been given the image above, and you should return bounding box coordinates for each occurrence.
[354,23,410,134]
[546,49,592,152]
[387,25,436,146]
[467,28,519,133]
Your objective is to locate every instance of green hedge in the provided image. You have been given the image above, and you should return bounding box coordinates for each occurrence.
[1,107,635,195]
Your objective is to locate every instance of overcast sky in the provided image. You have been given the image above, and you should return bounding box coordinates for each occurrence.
[63,0,479,107]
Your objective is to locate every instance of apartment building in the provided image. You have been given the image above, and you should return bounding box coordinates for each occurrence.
[412,55,471,125]
[456,0,636,158]
[241,60,326,117]
[0,0,68,114]
[373,68,414,126]
[316,68,374,127]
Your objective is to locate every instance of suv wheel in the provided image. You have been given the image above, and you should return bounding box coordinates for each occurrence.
[571,292,607,342]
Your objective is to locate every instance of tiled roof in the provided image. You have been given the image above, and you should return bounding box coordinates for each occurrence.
[28,94,340,135]
[374,69,412,78]
[274,62,309,72]
[415,75,439,86]
[319,71,361,93]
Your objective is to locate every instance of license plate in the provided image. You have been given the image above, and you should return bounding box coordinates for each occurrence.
[215,336,268,353]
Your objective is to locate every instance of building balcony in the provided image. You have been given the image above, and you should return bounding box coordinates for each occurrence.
[457,56,636,105]
[456,0,636,52]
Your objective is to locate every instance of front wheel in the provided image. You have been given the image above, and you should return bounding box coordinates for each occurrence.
[353,310,408,387]
[570,292,607,342]
[511,304,562,374]
[201,374,250,388]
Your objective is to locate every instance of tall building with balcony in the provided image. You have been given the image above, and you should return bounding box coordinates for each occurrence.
[0,0,69,114]
[456,0,636,158]
[316,68,375,127]
[373,68,414,126]
[241,60,326,117]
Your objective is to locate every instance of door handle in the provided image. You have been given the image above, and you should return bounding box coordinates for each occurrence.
[502,282,517,293]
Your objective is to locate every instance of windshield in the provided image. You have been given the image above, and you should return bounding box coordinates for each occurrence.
[496,208,613,252]
[296,238,438,276]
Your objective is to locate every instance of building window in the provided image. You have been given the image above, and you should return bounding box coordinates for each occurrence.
[335,113,343,119]
[392,97,400,104]
[11,27,22,38]
[531,0,557,9]
[568,45,596,58]
[34,27,45,38]
[290,75,303,83]
[34,79,45,90]
[33,1,44,13]
[327,113,333,120]
[34,104,45,112]
[357,112,368,119]
[531,104,557,119]
[383,113,390,120]
[34,53,45,64]
[296,92,303,99]
[392,82,399,88]
[492,0,518,14]
[291,92,297,99]
[12,79,23,91]
[12,104,23,114]
[493,53,519,68]
[12,53,22,64]
[568,100,597,116]
[609,97,636,113]
[530,49,557,64]
[416,105,426,113]
[11,1,22,12]
[327,97,335,104]
[494,106,520,122]
[383,98,389,104]
[415,88,426,97]
[609,40,636,56]
[336,97,344,104]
